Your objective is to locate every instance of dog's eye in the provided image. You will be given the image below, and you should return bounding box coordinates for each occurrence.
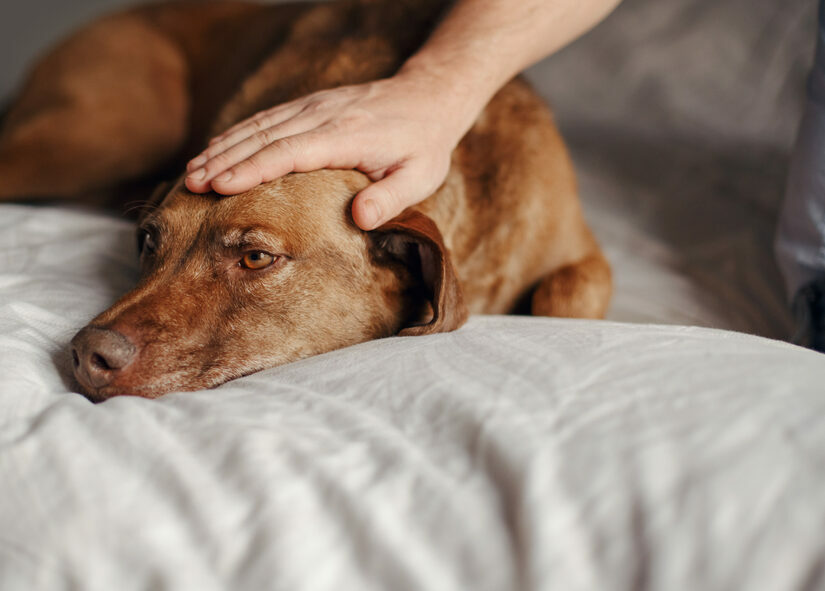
[138,230,157,256]
[240,251,276,270]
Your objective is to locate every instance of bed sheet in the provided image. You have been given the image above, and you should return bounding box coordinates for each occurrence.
[1,203,824,590]
[1,0,823,587]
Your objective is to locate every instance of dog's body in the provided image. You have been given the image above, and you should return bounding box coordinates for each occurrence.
[0,0,611,399]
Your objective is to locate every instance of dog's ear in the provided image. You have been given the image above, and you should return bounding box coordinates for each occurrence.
[372,210,468,336]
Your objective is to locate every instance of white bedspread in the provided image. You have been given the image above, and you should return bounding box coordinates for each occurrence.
[1,0,823,587]
[1,203,824,590]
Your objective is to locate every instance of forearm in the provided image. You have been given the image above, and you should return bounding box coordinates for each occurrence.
[397,0,623,134]
[186,0,624,229]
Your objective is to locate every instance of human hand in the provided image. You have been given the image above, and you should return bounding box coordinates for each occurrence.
[185,73,472,230]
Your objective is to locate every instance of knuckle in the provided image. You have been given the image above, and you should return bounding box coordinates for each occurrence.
[251,117,269,132]
[277,134,303,155]
[303,92,343,116]
[253,129,276,148]
[303,99,325,115]
[328,116,355,134]
[333,110,370,131]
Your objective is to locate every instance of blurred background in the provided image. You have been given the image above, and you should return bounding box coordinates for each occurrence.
[0,0,817,338]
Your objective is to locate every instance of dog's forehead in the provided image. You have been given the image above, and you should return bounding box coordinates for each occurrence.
[153,170,370,250]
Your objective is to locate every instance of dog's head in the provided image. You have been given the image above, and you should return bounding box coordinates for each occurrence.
[70,170,467,401]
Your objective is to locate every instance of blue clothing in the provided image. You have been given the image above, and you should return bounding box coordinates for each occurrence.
[775,0,825,299]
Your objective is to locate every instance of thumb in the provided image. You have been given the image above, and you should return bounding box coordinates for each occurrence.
[352,166,429,231]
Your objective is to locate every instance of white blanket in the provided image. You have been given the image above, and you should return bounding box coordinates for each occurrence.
[1,203,824,590]
[1,0,823,587]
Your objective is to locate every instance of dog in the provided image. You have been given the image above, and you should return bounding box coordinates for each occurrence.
[0,0,612,400]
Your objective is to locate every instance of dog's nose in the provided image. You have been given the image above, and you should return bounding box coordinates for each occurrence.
[71,327,137,390]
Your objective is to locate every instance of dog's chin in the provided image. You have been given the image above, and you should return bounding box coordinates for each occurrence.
[75,374,224,403]
[74,362,279,402]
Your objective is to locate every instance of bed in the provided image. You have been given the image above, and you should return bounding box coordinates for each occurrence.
[1,0,824,589]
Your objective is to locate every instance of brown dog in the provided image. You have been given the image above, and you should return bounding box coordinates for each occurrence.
[0,0,611,400]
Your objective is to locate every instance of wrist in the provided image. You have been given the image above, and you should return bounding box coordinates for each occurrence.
[393,54,496,141]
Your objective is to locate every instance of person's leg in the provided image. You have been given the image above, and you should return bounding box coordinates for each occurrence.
[775,0,825,352]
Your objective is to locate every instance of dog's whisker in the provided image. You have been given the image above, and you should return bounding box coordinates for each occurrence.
[122,200,159,217]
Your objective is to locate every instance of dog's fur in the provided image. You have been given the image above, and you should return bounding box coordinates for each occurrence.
[0,0,612,400]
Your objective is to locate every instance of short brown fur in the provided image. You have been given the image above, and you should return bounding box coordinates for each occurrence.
[0,0,611,399]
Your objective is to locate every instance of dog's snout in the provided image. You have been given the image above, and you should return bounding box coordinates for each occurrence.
[71,327,137,390]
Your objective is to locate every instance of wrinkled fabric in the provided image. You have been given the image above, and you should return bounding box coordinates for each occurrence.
[1,204,825,591]
[0,0,823,587]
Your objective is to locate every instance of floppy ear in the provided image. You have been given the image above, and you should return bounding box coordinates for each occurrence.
[372,210,468,336]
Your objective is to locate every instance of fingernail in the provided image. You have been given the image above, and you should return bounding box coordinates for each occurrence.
[188,168,206,181]
[214,170,234,182]
[361,199,381,228]
[188,155,206,170]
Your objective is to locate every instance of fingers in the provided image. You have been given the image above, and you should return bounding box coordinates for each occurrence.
[180,79,454,213]
[192,102,307,169]
[195,132,332,195]
[208,101,304,147]
[352,165,432,230]
[185,118,319,193]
